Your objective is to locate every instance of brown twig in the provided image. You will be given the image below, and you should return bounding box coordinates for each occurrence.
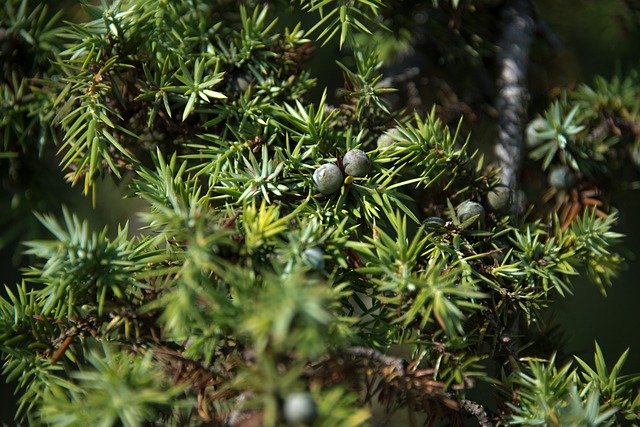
[51,335,74,364]
[42,315,100,363]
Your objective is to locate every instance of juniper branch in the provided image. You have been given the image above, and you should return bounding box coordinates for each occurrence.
[460,399,494,427]
[346,347,494,426]
[347,346,406,374]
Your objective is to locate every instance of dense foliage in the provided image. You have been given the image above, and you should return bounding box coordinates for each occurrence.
[1,0,640,426]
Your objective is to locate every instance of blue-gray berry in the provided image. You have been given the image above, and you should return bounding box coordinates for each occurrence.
[457,200,485,226]
[486,185,513,212]
[343,149,371,177]
[303,247,325,270]
[283,392,317,425]
[312,163,343,195]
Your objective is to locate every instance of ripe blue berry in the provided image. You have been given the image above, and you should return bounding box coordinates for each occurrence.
[303,247,325,270]
[486,185,513,212]
[312,163,343,195]
[457,200,485,226]
[283,392,317,425]
[342,149,371,177]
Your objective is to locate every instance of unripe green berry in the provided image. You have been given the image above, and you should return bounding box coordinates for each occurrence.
[303,247,325,270]
[312,163,343,195]
[457,200,485,226]
[283,392,317,425]
[377,128,400,149]
[342,149,371,177]
[486,185,513,212]
[548,165,577,190]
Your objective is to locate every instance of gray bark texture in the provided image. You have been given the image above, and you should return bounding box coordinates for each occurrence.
[495,0,535,212]
[461,399,494,427]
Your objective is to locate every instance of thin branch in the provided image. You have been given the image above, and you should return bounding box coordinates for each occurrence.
[494,0,535,212]
[346,347,494,426]
[347,346,407,374]
[461,399,494,427]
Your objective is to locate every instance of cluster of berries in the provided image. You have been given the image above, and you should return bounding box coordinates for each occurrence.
[312,149,371,195]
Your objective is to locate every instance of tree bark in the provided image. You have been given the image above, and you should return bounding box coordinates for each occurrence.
[495,0,535,212]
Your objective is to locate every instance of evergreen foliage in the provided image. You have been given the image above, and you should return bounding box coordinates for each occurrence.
[1,0,640,426]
